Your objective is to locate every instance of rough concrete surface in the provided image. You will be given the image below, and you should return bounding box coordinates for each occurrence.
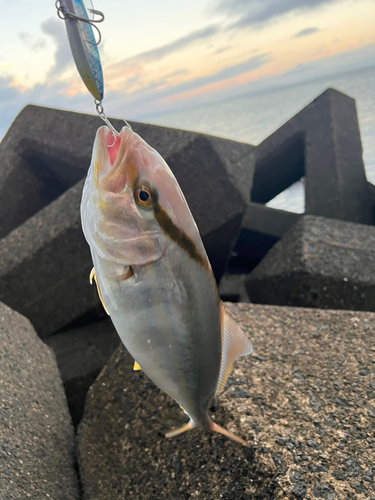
[78,303,375,500]
[0,301,78,499]
[232,202,300,272]
[45,317,120,427]
[246,215,375,312]
[0,179,93,337]
[218,273,250,303]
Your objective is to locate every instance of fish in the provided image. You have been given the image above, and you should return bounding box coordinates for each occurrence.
[80,125,253,446]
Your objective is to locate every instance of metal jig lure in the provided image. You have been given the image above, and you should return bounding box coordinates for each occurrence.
[56,0,119,140]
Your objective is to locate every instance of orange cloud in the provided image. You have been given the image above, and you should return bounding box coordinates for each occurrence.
[8,77,27,93]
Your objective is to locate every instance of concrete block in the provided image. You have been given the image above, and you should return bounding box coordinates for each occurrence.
[0,105,108,240]
[369,182,375,220]
[230,202,300,272]
[1,105,255,280]
[0,179,92,337]
[0,301,78,499]
[246,215,375,311]
[252,89,373,225]
[218,273,250,302]
[77,302,375,499]
[45,317,120,427]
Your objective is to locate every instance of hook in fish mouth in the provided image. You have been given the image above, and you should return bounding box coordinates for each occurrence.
[93,125,138,192]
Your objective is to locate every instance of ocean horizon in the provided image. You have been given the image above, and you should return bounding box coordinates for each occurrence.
[142,65,375,213]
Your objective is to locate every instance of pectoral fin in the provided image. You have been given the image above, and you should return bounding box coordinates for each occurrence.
[215,306,252,395]
[133,361,142,371]
[89,267,109,315]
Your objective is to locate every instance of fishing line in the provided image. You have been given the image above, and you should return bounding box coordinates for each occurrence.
[56,0,122,145]
[95,100,119,146]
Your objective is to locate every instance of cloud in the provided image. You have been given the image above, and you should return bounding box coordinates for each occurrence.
[201,54,270,83]
[148,53,269,102]
[108,24,221,76]
[1,39,374,143]
[19,32,46,51]
[41,17,74,78]
[214,46,232,55]
[215,0,341,27]
[102,53,270,118]
[209,42,375,103]
[104,24,223,92]
[0,76,93,140]
[0,77,20,103]
[139,25,221,63]
[282,43,375,81]
[134,43,375,119]
[294,27,320,38]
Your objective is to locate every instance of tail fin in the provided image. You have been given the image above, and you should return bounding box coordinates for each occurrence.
[208,418,249,447]
[165,416,249,447]
[165,419,196,438]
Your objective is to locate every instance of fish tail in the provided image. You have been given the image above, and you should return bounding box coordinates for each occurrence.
[165,419,196,438]
[165,414,249,447]
[207,417,250,447]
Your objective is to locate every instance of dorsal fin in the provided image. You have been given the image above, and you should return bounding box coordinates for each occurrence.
[215,305,252,395]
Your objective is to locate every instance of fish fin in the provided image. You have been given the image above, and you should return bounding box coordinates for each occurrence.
[89,267,109,315]
[165,416,249,447]
[165,419,196,438]
[133,361,141,371]
[215,305,252,395]
[179,405,189,416]
[89,267,95,284]
[119,266,133,280]
[208,417,250,447]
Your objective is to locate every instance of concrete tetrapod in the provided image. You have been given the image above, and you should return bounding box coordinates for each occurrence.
[77,303,375,500]
[246,215,375,312]
[252,88,373,225]
[0,301,78,499]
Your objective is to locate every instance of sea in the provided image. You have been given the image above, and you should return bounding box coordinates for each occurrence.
[142,66,375,214]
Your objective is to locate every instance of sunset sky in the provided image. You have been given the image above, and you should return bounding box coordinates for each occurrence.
[0,0,374,137]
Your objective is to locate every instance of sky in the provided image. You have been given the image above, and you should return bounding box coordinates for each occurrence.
[0,0,374,138]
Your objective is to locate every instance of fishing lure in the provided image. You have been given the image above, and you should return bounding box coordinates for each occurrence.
[56,0,118,135]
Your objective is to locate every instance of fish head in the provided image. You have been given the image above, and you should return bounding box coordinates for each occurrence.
[81,125,203,266]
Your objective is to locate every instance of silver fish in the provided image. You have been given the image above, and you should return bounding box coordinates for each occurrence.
[81,125,252,446]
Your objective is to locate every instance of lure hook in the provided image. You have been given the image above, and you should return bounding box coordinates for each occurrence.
[95,100,119,147]
[55,1,104,45]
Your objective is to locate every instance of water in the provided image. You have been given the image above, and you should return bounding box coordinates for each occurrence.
[142,66,375,213]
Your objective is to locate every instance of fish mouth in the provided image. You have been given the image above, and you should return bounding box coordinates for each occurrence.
[93,125,140,192]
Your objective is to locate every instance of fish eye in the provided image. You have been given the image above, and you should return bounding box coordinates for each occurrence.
[139,190,150,202]
[134,185,155,208]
